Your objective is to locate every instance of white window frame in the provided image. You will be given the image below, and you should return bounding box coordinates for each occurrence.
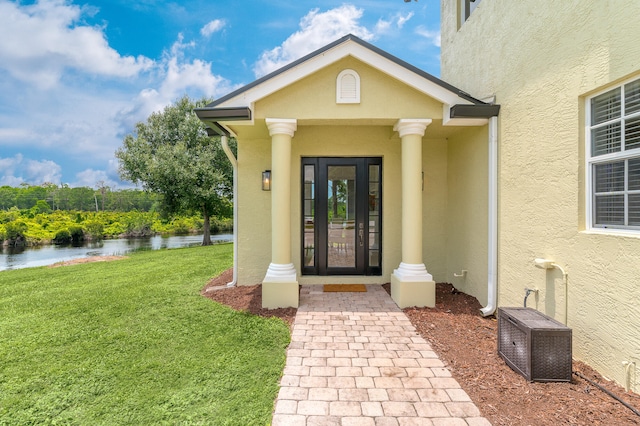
[586,75,640,234]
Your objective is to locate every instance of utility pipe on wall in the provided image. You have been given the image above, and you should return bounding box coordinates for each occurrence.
[481,116,498,316]
[221,135,238,287]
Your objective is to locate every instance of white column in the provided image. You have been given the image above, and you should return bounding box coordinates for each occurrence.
[391,119,435,308]
[262,118,298,309]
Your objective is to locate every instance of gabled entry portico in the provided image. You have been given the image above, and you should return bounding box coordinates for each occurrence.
[195,34,499,310]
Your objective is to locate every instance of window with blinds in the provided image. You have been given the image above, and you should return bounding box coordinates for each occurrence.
[589,77,640,229]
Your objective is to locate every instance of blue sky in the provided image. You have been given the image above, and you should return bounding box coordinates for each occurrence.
[0,0,441,188]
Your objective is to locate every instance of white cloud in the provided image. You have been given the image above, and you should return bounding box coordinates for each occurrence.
[416,26,441,48]
[200,19,226,37]
[0,175,24,187]
[397,12,414,29]
[374,11,413,34]
[73,168,119,189]
[25,159,62,185]
[0,154,62,186]
[0,154,26,186]
[0,128,36,143]
[253,5,373,78]
[116,34,238,129]
[374,19,391,34]
[0,0,153,89]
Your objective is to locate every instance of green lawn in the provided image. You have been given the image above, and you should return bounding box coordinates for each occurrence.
[0,244,290,425]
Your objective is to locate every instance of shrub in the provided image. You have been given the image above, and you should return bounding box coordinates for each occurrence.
[4,220,28,245]
[84,220,104,241]
[69,225,85,243]
[123,213,154,237]
[53,228,72,244]
[171,218,192,234]
[103,221,126,237]
[0,207,20,223]
[210,216,233,233]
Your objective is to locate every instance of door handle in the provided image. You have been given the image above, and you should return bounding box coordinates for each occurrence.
[358,228,364,246]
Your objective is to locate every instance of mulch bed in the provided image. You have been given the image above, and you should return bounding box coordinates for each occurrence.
[203,269,640,425]
[201,268,297,327]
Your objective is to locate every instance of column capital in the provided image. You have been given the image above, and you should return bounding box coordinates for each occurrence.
[393,119,432,138]
[266,118,297,137]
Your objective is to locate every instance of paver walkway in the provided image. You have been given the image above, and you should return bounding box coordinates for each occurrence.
[272,284,491,426]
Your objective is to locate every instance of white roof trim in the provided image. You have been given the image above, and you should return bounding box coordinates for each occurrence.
[215,39,470,110]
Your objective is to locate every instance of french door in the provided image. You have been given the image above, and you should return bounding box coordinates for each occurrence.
[302,157,382,275]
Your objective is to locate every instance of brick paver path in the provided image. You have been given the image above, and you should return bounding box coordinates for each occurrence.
[272,284,491,426]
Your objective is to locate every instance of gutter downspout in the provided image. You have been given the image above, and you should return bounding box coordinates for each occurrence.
[221,135,238,287]
[481,116,498,316]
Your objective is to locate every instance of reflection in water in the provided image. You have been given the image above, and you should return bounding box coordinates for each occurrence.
[0,234,232,271]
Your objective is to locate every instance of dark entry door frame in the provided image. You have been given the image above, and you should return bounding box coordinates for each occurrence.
[301,157,382,276]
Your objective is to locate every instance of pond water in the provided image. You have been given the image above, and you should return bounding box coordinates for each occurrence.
[0,233,233,271]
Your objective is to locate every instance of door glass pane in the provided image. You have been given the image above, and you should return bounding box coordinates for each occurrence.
[368,164,381,269]
[369,250,379,267]
[304,165,315,267]
[368,231,379,250]
[327,166,356,268]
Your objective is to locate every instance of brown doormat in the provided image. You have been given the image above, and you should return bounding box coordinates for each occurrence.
[323,284,367,292]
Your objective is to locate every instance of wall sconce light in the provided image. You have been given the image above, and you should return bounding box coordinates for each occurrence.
[262,170,271,191]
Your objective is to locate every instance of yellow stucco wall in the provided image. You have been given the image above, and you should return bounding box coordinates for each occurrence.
[255,56,444,121]
[236,137,272,285]
[446,126,489,304]
[441,0,640,390]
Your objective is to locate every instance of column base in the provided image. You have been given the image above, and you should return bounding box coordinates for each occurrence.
[391,263,435,308]
[262,263,299,309]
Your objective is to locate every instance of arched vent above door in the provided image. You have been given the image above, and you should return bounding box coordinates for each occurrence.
[336,69,360,104]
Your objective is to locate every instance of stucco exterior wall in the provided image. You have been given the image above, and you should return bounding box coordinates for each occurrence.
[236,137,272,285]
[441,0,640,390]
[255,56,444,121]
[446,126,489,305]
[423,137,449,281]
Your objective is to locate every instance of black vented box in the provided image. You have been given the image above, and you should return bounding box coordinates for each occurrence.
[498,307,572,382]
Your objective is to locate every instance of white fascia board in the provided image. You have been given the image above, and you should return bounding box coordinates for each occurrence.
[215,45,350,108]
[215,39,467,109]
[347,44,464,106]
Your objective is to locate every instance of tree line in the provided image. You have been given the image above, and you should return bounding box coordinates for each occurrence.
[0,184,161,212]
[0,209,232,247]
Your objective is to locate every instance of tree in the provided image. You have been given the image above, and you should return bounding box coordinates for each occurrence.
[95,181,110,212]
[115,96,235,245]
